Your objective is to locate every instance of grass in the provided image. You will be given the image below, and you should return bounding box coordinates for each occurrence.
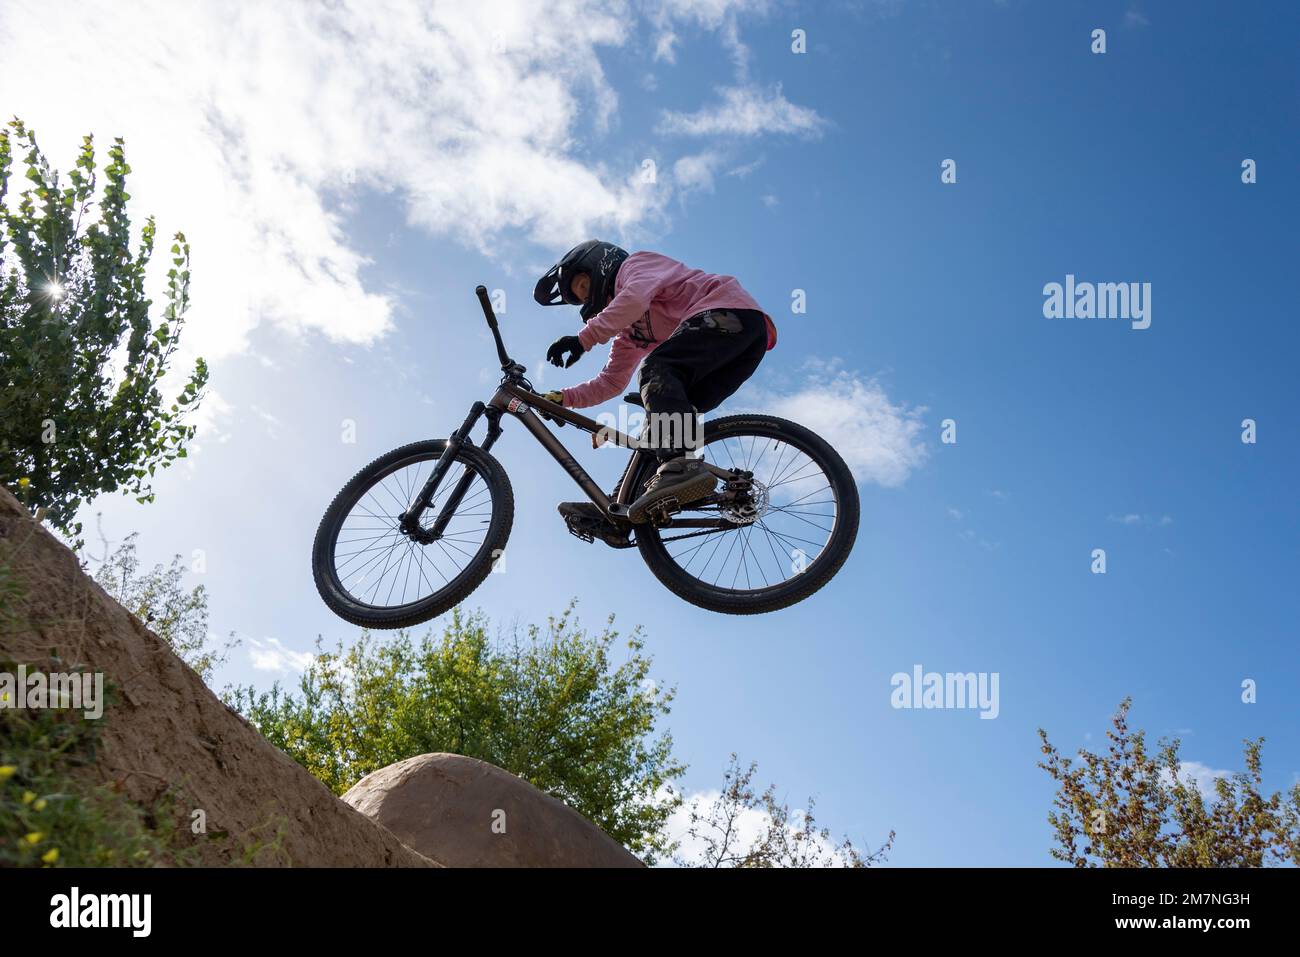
[0,662,200,867]
[0,553,294,867]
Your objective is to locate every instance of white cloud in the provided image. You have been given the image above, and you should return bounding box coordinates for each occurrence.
[662,786,858,867]
[673,151,724,193]
[184,388,235,450]
[647,0,771,75]
[748,365,928,488]
[947,504,1000,551]
[1107,512,1174,527]
[663,788,769,864]
[957,525,998,551]
[653,30,681,63]
[674,149,773,199]
[3,0,821,483]
[246,636,315,674]
[726,156,765,179]
[0,1,673,363]
[639,678,659,702]
[1162,760,1231,797]
[658,84,827,138]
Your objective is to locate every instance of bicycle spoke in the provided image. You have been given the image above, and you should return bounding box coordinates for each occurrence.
[711,527,741,587]
[653,428,840,596]
[757,521,788,581]
[330,451,495,611]
[756,520,827,552]
[765,508,834,534]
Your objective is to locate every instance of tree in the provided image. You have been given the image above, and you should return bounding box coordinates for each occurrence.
[0,119,207,547]
[227,604,685,862]
[674,753,894,867]
[1038,698,1300,866]
[91,531,235,685]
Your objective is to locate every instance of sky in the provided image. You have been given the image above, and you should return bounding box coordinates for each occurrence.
[2,0,1297,865]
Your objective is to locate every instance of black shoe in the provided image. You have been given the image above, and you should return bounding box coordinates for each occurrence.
[558,501,630,547]
[558,501,606,523]
[627,458,716,524]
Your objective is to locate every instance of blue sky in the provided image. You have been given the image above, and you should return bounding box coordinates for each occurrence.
[5,0,1297,864]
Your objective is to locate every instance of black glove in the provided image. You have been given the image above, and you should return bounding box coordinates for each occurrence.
[547,334,585,368]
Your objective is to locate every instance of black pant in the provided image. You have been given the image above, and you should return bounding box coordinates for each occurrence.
[638,308,767,461]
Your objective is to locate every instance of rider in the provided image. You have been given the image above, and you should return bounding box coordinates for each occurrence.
[534,240,777,524]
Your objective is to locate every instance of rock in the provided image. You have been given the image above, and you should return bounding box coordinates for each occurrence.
[343,753,644,868]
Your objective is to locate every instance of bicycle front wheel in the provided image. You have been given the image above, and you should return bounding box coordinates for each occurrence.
[311,439,513,629]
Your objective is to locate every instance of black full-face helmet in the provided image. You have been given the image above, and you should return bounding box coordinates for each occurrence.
[533,239,629,321]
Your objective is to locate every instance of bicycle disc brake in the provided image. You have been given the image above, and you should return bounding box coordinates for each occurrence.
[720,475,768,526]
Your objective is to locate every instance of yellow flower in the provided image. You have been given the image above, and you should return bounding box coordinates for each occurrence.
[41,848,59,864]
[23,831,43,845]
[16,477,30,488]
[21,791,36,805]
[33,798,47,811]
[0,766,15,781]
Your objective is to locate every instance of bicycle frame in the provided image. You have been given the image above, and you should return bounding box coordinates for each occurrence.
[398,286,746,543]
[490,381,642,515]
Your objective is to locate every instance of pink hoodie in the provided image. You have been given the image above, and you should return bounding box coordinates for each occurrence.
[561,251,777,409]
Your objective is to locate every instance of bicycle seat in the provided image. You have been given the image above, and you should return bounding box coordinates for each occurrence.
[623,393,644,407]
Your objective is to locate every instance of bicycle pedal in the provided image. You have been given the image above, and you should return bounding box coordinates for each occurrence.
[563,519,597,544]
[648,496,681,525]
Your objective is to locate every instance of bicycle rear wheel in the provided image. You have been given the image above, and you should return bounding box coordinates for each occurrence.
[312,439,513,629]
[634,414,858,615]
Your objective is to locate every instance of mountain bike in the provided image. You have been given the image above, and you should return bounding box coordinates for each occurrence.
[311,287,859,628]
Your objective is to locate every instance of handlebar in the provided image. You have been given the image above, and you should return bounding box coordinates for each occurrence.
[474,285,564,427]
[475,285,512,370]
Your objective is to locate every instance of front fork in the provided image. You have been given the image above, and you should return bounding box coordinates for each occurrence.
[399,402,503,543]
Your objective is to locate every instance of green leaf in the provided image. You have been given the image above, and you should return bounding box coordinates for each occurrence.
[0,122,202,543]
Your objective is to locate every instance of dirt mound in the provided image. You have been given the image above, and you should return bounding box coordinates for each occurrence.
[0,486,437,867]
[343,753,644,867]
